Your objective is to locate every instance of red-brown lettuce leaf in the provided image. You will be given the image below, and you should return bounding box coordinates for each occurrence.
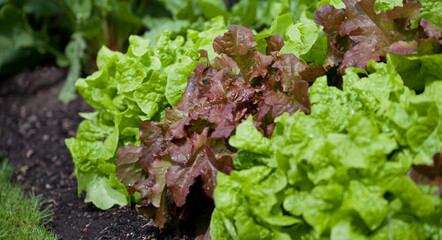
[409,153,442,196]
[314,0,441,74]
[115,145,144,194]
[213,25,257,62]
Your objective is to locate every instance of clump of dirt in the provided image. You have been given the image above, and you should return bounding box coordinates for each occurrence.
[0,66,192,240]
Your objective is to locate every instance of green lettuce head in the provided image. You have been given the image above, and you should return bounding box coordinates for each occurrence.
[211,59,442,239]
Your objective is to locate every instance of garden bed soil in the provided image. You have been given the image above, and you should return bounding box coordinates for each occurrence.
[0,66,192,240]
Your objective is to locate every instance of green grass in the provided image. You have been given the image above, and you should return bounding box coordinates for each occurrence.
[0,159,57,240]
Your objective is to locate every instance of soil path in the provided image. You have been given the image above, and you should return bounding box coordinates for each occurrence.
[0,66,191,240]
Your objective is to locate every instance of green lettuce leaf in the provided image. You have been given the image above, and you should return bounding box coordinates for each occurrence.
[279,22,327,66]
[229,117,272,156]
[387,53,442,92]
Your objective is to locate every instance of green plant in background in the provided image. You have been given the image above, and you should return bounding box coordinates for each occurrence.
[0,0,151,102]
[0,0,230,102]
[0,1,68,75]
[56,0,149,102]
[0,0,316,103]
[142,0,318,42]
[0,159,57,239]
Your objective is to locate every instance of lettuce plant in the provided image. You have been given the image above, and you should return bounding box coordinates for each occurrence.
[211,59,442,239]
[115,25,326,233]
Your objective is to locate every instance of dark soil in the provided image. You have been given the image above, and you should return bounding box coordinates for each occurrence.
[0,66,192,240]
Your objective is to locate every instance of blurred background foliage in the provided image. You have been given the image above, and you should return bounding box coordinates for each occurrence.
[0,0,317,102]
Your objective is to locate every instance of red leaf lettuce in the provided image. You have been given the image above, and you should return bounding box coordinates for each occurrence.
[314,0,441,74]
[115,25,319,234]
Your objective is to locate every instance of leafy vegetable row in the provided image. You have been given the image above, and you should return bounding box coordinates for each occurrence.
[122,0,441,236]
[66,0,441,238]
